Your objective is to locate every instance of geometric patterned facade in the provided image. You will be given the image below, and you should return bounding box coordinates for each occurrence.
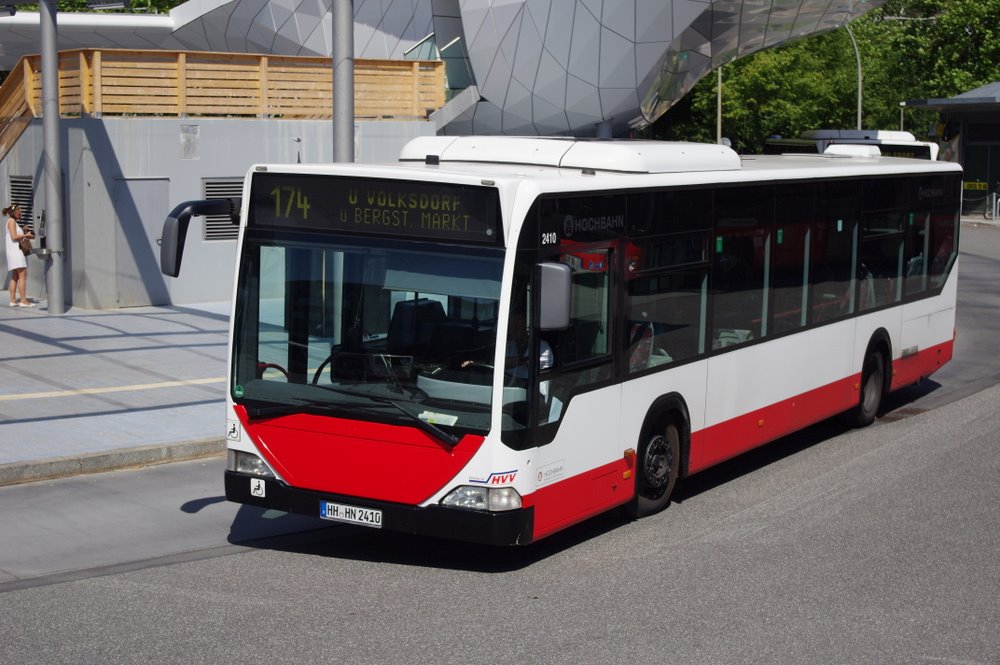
[0,0,886,136]
[448,0,886,135]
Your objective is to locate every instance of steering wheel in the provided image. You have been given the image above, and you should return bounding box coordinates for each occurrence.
[460,361,494,374]
[257,362,289,380]
[312,354,335,385]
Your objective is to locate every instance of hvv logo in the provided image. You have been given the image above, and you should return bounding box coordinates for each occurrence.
[470,470,518,485]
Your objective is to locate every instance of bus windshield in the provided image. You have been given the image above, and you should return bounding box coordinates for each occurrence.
[231,233,505,438]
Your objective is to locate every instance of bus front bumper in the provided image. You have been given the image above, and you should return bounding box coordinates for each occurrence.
[225,471,535,546]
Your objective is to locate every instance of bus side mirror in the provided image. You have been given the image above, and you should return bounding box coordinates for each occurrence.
[160,198,240,277]
[538,262,571,330]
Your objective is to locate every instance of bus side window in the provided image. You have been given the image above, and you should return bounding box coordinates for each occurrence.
[903,211,930,297]
[553,248,611,365]
[771,185,813,335]
[711,187,771,349]
[859,211,904,311]
[928,209,957,288]
[811,182,859,324]
[712,232,761,348]
[627,267,707,372]
[810,224,856,323]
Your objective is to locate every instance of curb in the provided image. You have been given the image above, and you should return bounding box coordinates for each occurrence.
[0,438,226,487]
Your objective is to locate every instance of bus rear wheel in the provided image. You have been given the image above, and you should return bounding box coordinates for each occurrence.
[628,419,681,518]
[845,351,885,428]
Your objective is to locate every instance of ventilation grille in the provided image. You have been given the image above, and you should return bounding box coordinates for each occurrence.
[9,176,35,232]
[203,179,242,241]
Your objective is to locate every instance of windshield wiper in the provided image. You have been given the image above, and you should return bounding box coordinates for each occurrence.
[244,386,459,446]
[378,353,408,395]
[384,401,461,447]
[314,385,460,446]
[354,399,461,447]
[244,397,342,420]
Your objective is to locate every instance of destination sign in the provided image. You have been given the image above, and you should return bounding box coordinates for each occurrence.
[248,172,499,243]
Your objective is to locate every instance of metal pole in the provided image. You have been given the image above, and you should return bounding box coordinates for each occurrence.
[332,0,354,163]
[716,66,722,144]
[40,0,65,314]
[845,23,862,130]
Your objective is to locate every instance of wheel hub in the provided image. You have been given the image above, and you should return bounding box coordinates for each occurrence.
[643,434,671,490]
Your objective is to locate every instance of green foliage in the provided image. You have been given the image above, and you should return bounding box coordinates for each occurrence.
[650,0,1000,153]
[9,0,180,14]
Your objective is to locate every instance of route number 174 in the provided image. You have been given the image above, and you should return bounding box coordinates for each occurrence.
[271,186,311,220]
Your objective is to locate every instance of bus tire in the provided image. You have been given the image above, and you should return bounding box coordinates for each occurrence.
[846,350,885,428]
[628,416,681,518]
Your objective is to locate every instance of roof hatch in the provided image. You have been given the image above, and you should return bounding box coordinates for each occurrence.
[399,136,742,174]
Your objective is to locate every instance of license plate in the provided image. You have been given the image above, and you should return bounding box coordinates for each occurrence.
[319,500,382,528]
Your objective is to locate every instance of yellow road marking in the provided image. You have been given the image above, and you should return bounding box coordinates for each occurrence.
[0,377,226,402]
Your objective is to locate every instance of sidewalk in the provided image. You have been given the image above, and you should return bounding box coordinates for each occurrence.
[0,300,230,485]
[0,217,996,488]
[959,215,1000,258]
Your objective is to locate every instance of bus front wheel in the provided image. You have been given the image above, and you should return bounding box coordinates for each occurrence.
[628,419,681,518]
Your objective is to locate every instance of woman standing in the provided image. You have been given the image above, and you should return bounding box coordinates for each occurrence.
[4,204,35,307]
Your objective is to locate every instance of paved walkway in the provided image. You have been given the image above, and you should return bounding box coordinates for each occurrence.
[0,300,230,485]
[0,217,997,487]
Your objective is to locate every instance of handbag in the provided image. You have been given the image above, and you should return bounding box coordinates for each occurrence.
[18,236,32,256]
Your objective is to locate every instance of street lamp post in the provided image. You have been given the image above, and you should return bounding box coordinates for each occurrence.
[40,0,65,314]
[716,66,722,144]
[332,0,354,163]
[844,23,862,131]
[3,0,73,313]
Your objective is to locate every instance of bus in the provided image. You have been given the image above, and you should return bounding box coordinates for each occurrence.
[764,130,939,160]
[161,137,961,546]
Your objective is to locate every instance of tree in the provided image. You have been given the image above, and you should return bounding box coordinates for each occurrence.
[650,0,1000,152]
[14,0,181,12]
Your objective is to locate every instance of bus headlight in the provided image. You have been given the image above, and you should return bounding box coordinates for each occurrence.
[227,450,276,479]
[441,486,522,512]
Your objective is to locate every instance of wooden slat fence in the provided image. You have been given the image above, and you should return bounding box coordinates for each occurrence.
[0,48,446,161]
[0,59,35,162]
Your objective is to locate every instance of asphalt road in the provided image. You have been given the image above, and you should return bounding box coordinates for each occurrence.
[0,385,996,664]
[0,224,998,664]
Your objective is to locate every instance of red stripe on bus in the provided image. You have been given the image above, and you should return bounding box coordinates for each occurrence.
[692,376,858,471]
[525,376,858,539]
[525,339,954,539]
[234,405,485,505]
[525,458,632,541]
[890,340,953,391]
[693,339,954,471]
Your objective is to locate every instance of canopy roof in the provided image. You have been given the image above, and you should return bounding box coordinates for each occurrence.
[0,0,887,136]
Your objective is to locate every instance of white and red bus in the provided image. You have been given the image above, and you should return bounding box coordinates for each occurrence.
[162,137,961,545]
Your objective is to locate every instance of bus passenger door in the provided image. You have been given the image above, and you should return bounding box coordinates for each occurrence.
[536,245,616,427]
[527,244,625,535]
